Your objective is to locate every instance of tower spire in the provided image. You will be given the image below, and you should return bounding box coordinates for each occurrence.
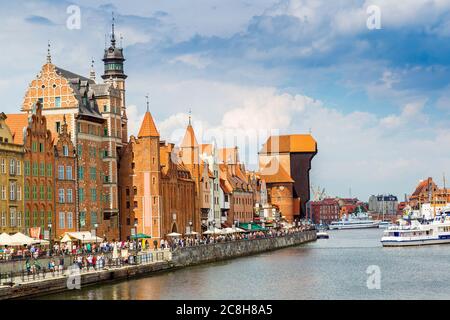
[90,58,96,81]
[145,93,150,113]
[46,41,52,64]
[188,108,192,126]
[111,12,116,47]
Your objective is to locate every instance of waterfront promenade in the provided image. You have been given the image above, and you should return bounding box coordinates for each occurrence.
[0,229,316,299]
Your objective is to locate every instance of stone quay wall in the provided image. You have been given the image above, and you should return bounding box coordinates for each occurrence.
[0,230,316,299]
[171,230,317,267]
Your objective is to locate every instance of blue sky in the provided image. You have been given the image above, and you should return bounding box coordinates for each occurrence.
[0,0,449,200]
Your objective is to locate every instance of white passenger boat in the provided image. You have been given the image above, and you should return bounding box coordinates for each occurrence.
[381,207,450,247]
[316,231,329,239]
[329,212,380,230]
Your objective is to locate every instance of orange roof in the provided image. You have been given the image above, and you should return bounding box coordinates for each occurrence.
[138,111,159,138]
[260,134,317,154]
[180,124,198,148]
[259,158,294,183]
[5,113,29,144]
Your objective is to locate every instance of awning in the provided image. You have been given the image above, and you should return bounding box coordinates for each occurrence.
[60,232,103,243]
[131,233,151,239]
[0,233,13,246]
[10,232,38,246]
[237,222,267,231]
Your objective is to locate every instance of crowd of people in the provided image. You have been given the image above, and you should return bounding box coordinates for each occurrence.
[163,225,315,251]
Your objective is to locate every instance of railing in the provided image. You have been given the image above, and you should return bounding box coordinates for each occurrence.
[0,249,171,286]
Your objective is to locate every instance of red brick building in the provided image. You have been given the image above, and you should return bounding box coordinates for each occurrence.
[307,198,340,225]
[54,116,77,237]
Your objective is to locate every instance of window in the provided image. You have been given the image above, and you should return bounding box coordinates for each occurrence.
[32,142,37,152]
[1,185,6,200]
[0,159,5,174]
[40,211,45,228]
[67,189,73,203]
[90,167,96,181]
[103,105,108,113]
[66,166,72,180]
[47,163,52,177]
[67,212,73,229]
[56,122,61,134]
[91,212,97,226]
[40,162,45,176]
[25,211,30,227]
[55,97,61,108]
[9,182,16,200]
[58,165,64,179]
[47,211,52,224]
[1,212,5,227]
[104,127,108,136]
[126,201,130,209]
[58,189,65,203]
[10,209,16,227]
[79,211,86,227]
[63,145,69,156]
[77,144,82,157]
[31,162,37,176]
[16,161,21,175]
[78,166,84,180]
[39,143,44,153]
[32,211,37,227]
[91,188,97,201]
[32,185,37,200]
[47,186,52,200]
[79,188,84,202]
[24,161,30,176]
[59,212,65,229]
[9,159,15,175]
[24,185,29,200]
[17,211,22,227]
[40,185,45,200]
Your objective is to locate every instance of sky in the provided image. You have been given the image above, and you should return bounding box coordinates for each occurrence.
[0,0,449,201]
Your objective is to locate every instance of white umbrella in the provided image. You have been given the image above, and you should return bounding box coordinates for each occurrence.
[167,232,182,237]
[223,228,236,234]
[186,231,199,235]
[0,233,13,246]
[202,230,214,235]
[10,232,36,246]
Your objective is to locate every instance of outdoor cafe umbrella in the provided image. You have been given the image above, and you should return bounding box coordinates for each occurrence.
[167,232,182,237]
[0,233,13,246]
[202,230,214,235]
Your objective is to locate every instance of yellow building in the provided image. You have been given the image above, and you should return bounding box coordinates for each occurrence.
[0,113,25,234]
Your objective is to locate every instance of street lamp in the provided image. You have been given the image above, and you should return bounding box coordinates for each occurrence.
[134,220,139,263]
[189,221,193,234]
[94,223,99,252]
[48,223,52,256]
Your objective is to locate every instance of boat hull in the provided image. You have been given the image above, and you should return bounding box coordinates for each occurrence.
[329,223,379,230]
[381,237,450,247]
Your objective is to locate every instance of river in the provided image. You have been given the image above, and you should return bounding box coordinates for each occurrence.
[37,228,450,299]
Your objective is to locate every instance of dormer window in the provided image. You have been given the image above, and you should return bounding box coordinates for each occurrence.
[63,145,69,156]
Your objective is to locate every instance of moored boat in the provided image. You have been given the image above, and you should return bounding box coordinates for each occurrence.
[329,212,380,230]
[317,231,329,239]
[381,207,450,247]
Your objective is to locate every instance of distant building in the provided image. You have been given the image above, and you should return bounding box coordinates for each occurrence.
[307,198,340,225]
[368,194,398,217]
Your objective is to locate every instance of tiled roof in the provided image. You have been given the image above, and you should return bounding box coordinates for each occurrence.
[138,111,159,138]
[5,113,29,144]
[199,143,212,155]
[260,134,317,154]
[259,158,294,183]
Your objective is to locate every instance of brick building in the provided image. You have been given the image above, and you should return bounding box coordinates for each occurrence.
[258,134,317,222]
[307,198,340,225]
[54,116,77,237]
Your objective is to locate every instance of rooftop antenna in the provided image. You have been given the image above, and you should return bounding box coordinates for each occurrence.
[89,58,96,81]
[145,93,150,112]
[188,108,192,126]
[46,41,51,64]
[120,34,123,48]
[111,12,116,47]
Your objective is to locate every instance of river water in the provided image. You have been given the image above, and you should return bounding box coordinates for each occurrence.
[38,228,450,300]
